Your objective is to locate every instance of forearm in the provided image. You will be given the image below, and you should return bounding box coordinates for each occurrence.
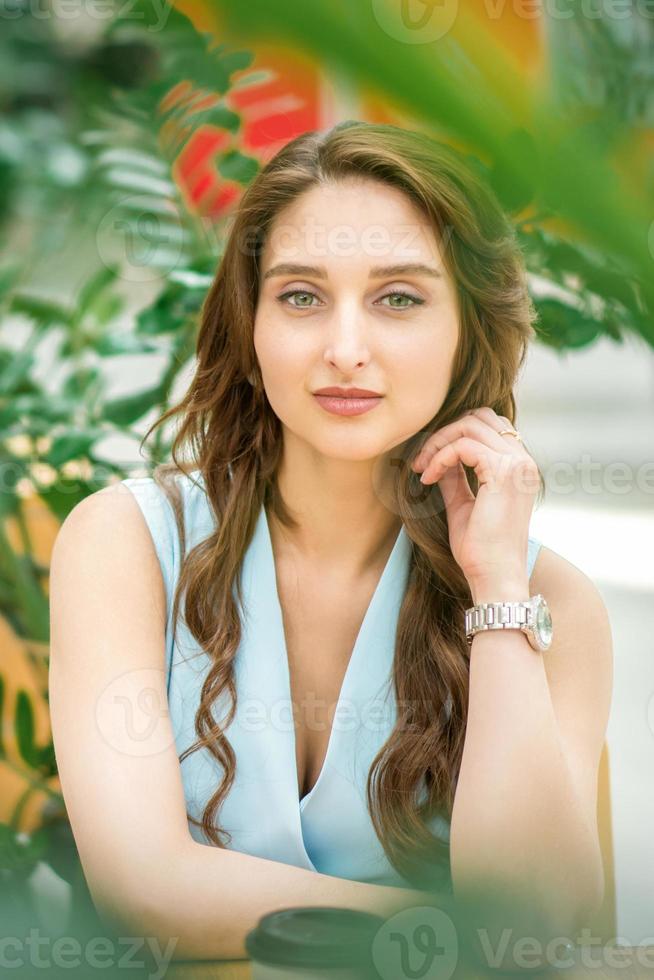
[450,582,603,936]
[105,840,430,962]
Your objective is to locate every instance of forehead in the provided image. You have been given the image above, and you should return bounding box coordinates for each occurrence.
[261,177,443,268]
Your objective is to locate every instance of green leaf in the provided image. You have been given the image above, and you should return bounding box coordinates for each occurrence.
[88,291,125,328]
[188,104,240,134]
[0,824,48,877]
[36,741,56,774]
[75,264,120,319]
[0,262,22,299]
[106,194,181,219]
[4,394,74,426]
[103,383,165,425]
[217,48,255,77]
[103,212,190,270]
[533,297,602,350]
[0,347,35,397]
[61,367,102,400]
[136,282,205,335]
[488,128,539,213]
[602,310,625,344]
[40,819,80,886]
[231,68,276,91]
[101,167,178,198]
[94,148,168,175]
[44,430,105,468]
[9,294,73,327]
[94,333,163,356]
[38,480,101,525]
[162,100,240,136]
[216,149,260,185]
[14,690,39,770]
[168,269,214,289]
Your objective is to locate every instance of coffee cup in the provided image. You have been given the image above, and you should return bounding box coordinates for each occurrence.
[245,906,385,979]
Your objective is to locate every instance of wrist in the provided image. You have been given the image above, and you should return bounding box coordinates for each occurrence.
[469,578,531,605]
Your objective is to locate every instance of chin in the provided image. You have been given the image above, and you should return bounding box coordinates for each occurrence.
[305,431,398,464]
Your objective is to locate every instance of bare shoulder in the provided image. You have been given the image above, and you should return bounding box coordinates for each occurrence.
[52,481,166,625]
[55,481,155,552]
[58,479,145,526]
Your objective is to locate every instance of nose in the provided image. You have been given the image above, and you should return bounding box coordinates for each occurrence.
[322,302,372,375]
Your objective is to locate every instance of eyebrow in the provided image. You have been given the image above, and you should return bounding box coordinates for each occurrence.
[262,262,442,281]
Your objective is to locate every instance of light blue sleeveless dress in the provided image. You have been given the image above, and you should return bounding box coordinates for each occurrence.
[121,469,543,890]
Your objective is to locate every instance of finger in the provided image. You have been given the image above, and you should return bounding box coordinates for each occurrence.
[436,459,476,509]
[420,437,513,488]
[469,406,517,435]
[469,407,533,452]
[413,414,523,473]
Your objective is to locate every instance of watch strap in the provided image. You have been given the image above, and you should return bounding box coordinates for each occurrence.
[465,598,533,646]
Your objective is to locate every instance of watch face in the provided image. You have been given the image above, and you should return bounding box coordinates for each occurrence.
[535,598,553,648]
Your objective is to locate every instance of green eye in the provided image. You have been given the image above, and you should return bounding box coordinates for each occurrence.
[278,290,319,308]
[277,289,424,310]
[380,291,424,309]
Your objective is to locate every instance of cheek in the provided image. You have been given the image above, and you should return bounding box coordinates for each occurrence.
[398,331,453,383]
[393,330,457,416]
[255,322,309,396]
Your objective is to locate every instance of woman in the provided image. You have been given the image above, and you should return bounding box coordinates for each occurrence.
[49,120,613,962]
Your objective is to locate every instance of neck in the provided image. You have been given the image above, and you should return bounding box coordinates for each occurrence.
[267,446,403,580]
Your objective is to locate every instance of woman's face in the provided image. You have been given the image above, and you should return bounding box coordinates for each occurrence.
[253,177,460,466]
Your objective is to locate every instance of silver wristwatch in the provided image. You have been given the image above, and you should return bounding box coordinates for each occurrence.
[465,593,553,652]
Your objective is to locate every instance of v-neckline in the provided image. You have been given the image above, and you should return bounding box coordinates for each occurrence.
[260,502,407,813]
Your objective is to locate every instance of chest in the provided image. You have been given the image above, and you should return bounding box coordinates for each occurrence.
[276,569,379,802]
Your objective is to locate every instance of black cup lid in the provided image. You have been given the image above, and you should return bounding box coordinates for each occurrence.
[245,906,385,969]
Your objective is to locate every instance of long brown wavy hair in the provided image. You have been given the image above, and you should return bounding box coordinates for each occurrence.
[140,120,545,891]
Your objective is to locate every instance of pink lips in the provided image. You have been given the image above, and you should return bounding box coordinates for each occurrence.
[314,386,383,398]
[312,386,384,417]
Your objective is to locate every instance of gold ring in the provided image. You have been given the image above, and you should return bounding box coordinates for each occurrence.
[498,428,523,443]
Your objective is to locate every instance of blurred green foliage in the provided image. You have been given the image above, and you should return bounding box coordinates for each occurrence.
[0,0,260,942]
